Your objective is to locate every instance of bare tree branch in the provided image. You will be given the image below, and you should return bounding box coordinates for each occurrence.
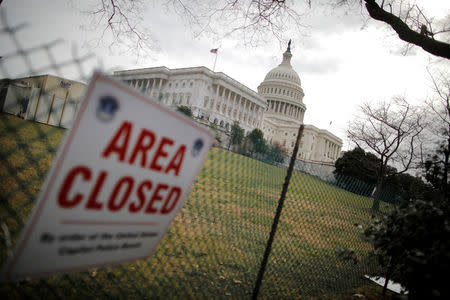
[348,97,424,176]
[82,0,157,58]
[422,68,450,191]
[79,1,449,59]
[363,0,450,59]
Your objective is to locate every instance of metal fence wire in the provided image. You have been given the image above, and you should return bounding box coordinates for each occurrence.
[0,10,398,299]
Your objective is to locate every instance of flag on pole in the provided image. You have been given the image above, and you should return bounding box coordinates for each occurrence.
[211,48,219,71]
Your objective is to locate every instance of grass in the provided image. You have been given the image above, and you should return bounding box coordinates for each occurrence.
[0,114,386,299]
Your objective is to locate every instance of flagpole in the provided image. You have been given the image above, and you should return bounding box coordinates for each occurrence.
[213,51,218,71]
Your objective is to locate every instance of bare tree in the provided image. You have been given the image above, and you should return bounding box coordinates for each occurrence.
[347,97,425,211]
[423,68,450,194]
[80,0,157,58]
[83,1,450,59]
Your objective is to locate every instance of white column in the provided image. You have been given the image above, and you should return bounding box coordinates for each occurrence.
[215,84,220,111]
[231,93,236,120]
[144,79,149,94]
[226,89,231,116]
[239,96,244,120]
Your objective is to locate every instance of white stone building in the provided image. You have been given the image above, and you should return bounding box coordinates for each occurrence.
[258,44,342,164]
[0,74,86,128]
[113,45,342,164]
[113,66,266,134]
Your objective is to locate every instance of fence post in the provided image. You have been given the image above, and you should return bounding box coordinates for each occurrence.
[252,124,304,300]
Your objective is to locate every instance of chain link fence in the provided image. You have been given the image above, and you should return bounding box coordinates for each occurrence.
[0,10,397,299]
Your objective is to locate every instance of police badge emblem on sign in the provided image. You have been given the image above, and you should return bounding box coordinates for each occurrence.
[1,73,214,281]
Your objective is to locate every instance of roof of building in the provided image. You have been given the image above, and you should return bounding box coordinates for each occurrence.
[114,66,266,106]
[262,44,301,86]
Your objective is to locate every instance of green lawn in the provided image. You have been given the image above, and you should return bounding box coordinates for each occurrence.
[0,114,386,299]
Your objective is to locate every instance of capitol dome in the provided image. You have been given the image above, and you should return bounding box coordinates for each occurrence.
[258,41,306,125]
[264,66,301,86]
[263,49,301,86]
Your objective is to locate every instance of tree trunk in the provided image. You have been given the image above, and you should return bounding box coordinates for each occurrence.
[371,178,383,212]
[443,136,450,200]
[372,162,385,212]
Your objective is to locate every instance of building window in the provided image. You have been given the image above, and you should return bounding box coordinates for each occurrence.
[182,82,185,88]
[190,82,193,87]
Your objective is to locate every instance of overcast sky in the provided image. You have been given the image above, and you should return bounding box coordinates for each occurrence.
[1,0,449,150]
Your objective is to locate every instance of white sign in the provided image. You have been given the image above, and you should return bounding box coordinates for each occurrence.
[2,73,214,281]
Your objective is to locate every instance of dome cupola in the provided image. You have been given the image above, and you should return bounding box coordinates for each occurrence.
[263,40,301,86]
[258,40,306,125]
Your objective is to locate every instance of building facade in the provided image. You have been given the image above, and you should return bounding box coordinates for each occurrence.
[113,46,342,164]
[0,74,86,128]
[113,66,266,134]
[258,45,342,164]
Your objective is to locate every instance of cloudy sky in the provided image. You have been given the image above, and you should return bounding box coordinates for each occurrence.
[1,0,449,150]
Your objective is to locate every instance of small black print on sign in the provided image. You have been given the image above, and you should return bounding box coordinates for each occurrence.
[192,139,204,157]
[97,96,119,121]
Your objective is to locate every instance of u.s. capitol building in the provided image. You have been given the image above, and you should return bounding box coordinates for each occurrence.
[113,44,342,164]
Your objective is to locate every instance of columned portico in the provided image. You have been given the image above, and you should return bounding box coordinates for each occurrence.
[114,66,266,134]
